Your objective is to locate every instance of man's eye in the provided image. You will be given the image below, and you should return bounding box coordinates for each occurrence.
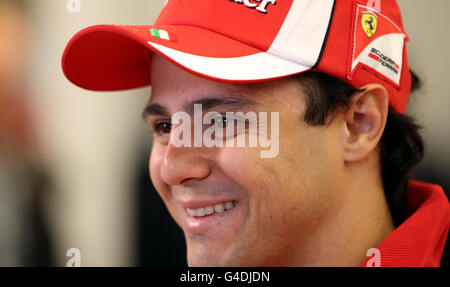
[206,114,243,140]
[152,122,172,136]
[212,115,230,129]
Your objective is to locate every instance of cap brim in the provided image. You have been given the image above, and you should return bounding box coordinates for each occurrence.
[62,24,311,91]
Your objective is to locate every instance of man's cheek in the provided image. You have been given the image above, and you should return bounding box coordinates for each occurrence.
[149,146,168,195]
[149,151,182,225]
[217,148,266,186]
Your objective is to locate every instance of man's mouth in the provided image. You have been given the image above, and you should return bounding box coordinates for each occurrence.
[178,197,243,234]
[186,201,238,217]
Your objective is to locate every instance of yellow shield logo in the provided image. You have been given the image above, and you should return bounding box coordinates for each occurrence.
[361,12,378,37]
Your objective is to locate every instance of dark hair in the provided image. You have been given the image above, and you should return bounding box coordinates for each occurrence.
[294,71,424,227]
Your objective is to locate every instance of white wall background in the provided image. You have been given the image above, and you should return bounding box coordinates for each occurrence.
[25,0,449,266]
[28,0,164,266]
[398,0,450,174]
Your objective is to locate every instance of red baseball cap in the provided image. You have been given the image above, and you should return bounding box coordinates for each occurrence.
[62,0,411,113]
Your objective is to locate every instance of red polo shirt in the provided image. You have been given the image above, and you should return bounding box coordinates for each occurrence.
[362,181,450,267]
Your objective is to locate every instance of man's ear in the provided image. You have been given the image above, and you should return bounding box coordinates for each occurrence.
[341,84,389,162]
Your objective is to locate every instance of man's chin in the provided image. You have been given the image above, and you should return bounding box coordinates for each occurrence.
[186,254,223,267]
[185,241,239,267]
[186,245,225,267]
[181,204,248,265]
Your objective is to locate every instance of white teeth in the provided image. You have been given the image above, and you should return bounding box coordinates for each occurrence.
[196,208,205,217]
[186,208,196,217]
[204,206,214,215]
[225,201,234,210]
[214,204,224,213]
[187,201,236,217]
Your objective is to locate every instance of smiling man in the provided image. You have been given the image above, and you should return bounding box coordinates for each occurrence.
[62,0,450,266]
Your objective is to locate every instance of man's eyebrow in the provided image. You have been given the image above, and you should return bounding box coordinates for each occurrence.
[183,96,258,115]
[141,103,170,120]
[141,95,258,120]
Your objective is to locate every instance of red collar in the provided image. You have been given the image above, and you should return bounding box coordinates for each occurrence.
[362,181,450,267]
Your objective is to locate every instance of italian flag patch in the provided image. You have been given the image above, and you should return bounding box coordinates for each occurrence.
[150,28,171,41]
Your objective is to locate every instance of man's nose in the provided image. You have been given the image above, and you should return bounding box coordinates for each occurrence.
[160,141,211,186]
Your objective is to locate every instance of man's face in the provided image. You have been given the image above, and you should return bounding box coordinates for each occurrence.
[146,54,345,266]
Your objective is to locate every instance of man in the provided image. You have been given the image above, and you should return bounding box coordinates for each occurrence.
[62,0,450,266]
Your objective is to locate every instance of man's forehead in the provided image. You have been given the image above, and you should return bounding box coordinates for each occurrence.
[148,53,303,114]
[150,60,256,107]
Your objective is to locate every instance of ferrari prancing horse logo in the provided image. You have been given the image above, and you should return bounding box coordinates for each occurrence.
[361,12,378,37]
